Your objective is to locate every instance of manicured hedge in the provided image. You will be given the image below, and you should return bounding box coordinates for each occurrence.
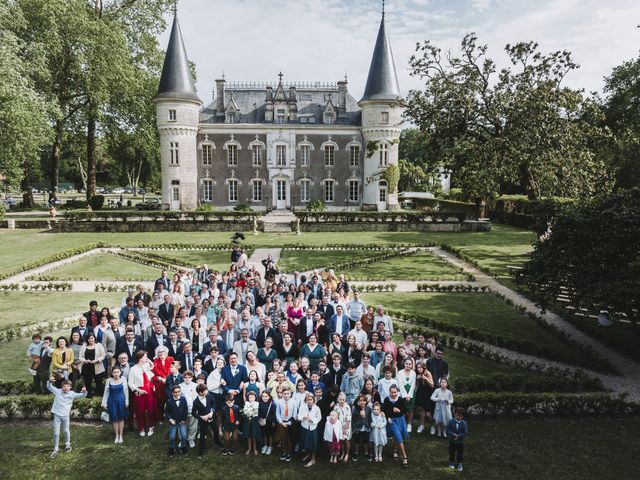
[0,395,102,419]
[451,373,604,394]
[63,211,259,222]
[294,210,474,223]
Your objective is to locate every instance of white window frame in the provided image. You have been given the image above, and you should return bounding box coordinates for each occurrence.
[252,145,262,166]
[324,145,335,167]
[252,180,263,202]
[202,144,213,166]
[169,142,179,166]
[379,143,388,166]
[324,179,335,203]
[202,179,213,202]
[300,145,311,166]
[276,145,287,166]
[228,179,238,202]
[348,179,359,203]
[227,144,238,166]
[300,180,311,203]
[349,145,360,167]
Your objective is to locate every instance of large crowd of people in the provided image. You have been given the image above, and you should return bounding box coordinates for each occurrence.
[30,245,468,470]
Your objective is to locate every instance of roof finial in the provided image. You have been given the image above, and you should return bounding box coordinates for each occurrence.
[172,0,178,16]
[278,71,284,84]
[382,0,385,20]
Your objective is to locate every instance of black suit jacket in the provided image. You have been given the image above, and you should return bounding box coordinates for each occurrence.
[158,303,175,324]
[191,393,216,420]
[298,317,316,345]
[155,276,171,291]
[176,351,202,373]
[164,395,189,423]
[317,304,335,321]
[166,340,184,358]
[202,339,227,357]
[146,335,168,359]
[322,365,346,389]
[71,325,94,343]
[255,327,276,349]
[115,337,144,362]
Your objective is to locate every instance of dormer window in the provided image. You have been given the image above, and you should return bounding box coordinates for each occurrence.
[168,109,177,121]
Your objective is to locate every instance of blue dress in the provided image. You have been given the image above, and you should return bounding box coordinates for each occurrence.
[106,382,128,421]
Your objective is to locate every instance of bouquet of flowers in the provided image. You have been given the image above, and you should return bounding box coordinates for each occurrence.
[241,401,259,420]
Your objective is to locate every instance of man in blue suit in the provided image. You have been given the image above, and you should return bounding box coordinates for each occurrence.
[202,330,227,359]
[329,305,350,340]
[165,385,189,457]
[220,352,247,405]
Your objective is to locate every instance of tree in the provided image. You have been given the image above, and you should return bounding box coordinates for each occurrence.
[398,128,444,193]
[0,2,51,205]
[405,34,612,200]
[520,188,640,331]
[602,55,640,190]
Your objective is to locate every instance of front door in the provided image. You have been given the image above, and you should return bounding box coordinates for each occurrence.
[170,185,180,210]
[276,180,287,210]
[377,186,388,211]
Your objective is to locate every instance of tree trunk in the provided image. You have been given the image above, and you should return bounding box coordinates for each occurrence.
[519,163,541,201]
[50,120,63,196]
[21,161,35,208]
[86,106,97,202]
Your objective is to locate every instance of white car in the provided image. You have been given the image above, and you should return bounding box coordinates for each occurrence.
[2,197,18,209]
[112,187,125,194]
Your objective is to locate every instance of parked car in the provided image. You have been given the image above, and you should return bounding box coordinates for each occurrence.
[112,187,125,194]
[136,198,162,210]
[137,187,145,195]
[2,197,18,209]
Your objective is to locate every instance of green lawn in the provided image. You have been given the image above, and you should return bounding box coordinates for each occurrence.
[0,329,68,381]
[346,252,466,281]
[0,417,637,479]
[0,225,533,277]
[364,292,602,371]
[278,249,379,273]
[0,292,122,330]
[40,253,160,281]
[149,250,235,273]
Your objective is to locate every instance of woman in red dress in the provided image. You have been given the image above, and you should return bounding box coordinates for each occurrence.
[151,346,174,419]
[128,350,157,436]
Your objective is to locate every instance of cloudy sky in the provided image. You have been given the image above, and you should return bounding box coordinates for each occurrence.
[162,0,640,104]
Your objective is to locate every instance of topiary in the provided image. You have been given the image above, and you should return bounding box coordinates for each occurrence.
[88,195,105,210]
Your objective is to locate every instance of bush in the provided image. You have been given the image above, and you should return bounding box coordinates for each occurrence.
[233,203,253,212]
[0,202,6,219]
[88,195,105,210]
[63,199,89,209]
[452,373,604,394]
[307,200,326,213]
[196,203,214,212]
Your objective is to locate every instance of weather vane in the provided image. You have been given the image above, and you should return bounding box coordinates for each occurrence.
[382,0,385,19]
[173,0,178,16]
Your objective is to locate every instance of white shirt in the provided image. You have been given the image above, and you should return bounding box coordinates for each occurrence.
[179,381,198,409]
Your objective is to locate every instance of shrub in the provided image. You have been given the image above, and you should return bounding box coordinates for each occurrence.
[88,195,105,210]
[307,200,326,213]
[63,199,89,209]
[233,203,253,212]
[196,203,214,212]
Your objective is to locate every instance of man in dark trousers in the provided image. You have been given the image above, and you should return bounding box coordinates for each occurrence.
[191,383,223,458]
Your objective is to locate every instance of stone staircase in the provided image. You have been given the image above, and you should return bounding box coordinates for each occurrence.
[261,210,296,233]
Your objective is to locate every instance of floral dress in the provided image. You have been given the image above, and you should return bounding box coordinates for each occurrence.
[333,403,352,440]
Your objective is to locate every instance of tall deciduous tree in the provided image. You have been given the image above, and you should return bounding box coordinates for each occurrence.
[0,1,51,205]
[405,34,612,200]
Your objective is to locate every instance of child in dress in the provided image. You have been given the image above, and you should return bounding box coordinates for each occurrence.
[258,390,277,455]
[221,393,240,455]
[323,410,342,463]
[447,407,468,472]
[430,378,453,438]
[297,393,322,468]
[351,394,372,461]
[101,366,129,444]
[369,402,387,463]
[242,390,260,456]
[333,392,352,462]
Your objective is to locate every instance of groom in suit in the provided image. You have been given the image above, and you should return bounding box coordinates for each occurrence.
[220,352,247,405]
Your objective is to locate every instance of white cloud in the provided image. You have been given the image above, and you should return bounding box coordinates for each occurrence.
[162,0,640,103]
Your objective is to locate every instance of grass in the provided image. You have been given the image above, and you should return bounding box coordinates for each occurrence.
[0,417,637,479]
[444,349,534,378]
[346,252,467,281]
[40,253,159,281]
[0,329,68,381]
[0,225,533,277]
[363,292,600,371]
[149,250,235,273]
[0,292,122,330]
[278,249,379,273]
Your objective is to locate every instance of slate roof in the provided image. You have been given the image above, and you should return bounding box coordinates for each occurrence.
[360,17,401,102]
[156,15,201,103]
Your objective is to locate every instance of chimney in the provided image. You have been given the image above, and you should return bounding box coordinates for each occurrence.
[215,78,225,114]
[289,85,297,101]
[337,80,347,112]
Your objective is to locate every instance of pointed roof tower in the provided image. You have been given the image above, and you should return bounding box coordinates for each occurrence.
[360,5,401,103]
[156,11,201,103]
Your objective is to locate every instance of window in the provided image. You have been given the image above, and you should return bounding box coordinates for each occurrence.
[202,144,212,166]
[300,180,311,202]
[379,143,388,166]
[169,142,179,165]
[227,144,238,166]
[276,109,286,124]
[379,180,387,203]
[228,179,238,202]
[168,109,177,121]
[252,181,263,202]
[324,180,335,202]
[381,111,389,124]
[348,180,359,203]
[349,145,360,167]
[252,145,262,166]
[276,145,287,166]
[300,145,310,166]
[324,145,335,167]
[202,180,213,202]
